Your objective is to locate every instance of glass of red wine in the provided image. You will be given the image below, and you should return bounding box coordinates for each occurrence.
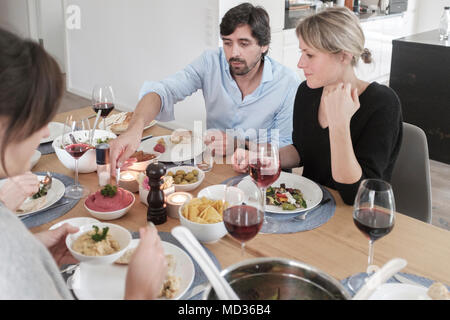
[61,116,92,199]
[348,179,396,293]
[223,178,264,257]
[248,142,281,233]
[92,84,115,130]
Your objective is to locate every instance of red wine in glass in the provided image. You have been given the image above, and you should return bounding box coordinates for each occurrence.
[92,102,115,117]
[223,205,264,242]
[65,143,92,159]
[353,208,394,242]
[249,159,281,188]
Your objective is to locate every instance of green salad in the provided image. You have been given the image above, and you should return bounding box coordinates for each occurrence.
[266,183,307,210]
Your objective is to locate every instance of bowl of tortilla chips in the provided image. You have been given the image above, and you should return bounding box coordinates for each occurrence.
[178,197,228,243]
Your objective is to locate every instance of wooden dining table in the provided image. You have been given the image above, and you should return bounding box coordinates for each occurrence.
[31,106,450,288]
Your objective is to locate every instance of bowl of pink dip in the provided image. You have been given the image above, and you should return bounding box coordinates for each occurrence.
[84,187,135,220]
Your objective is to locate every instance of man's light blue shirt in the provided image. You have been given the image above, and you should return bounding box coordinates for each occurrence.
[139,48,301,147]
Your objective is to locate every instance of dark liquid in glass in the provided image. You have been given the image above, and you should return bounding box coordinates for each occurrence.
[353,208,394,241]
[223,205,263,242]
[93,102,115,117]
[249,160,281,188]
[65,143,92,159]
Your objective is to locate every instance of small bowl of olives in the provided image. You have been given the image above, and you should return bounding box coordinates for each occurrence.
[165,165,205,192]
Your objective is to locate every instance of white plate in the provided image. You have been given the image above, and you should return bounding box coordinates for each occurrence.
[30,150,41,169]
[40,122,69,144]
[368,283,431,300]
[99,112,156,134]
[140,135,204,163]
[15,175,65,217]
[71,240,195,300]
[240,171,323,214]
[49,217,100,230]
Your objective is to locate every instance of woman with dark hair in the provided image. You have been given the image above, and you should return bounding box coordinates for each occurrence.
[0,28,167,299]
[232,7,402,205]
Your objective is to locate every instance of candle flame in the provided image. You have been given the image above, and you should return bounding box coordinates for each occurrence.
[121,172,135,180]
[171,194,188,204]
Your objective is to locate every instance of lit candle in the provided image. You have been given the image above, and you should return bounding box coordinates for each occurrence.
[119,171,139,193]
[166,191,193,219]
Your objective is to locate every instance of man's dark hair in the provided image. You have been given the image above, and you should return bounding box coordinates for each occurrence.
[220,3,271,56]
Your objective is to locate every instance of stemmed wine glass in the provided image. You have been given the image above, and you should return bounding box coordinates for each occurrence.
[247,142,281,233]
[92,84,115,130]
[61,116,92,199]
[348,179,396,293]
[223,178,265,257]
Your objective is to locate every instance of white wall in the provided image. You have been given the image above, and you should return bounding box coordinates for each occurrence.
[64,0,218,131]
[0,0,31,38]
[415,0,450,33]
[39,0,66,72]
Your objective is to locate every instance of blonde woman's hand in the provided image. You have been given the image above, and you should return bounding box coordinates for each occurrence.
[124,225,167,300]
[321,82,360,131]
[0,172,40,211]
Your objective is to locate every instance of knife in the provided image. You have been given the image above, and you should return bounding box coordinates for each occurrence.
[116,167,120,186]
[393,274,427,288]
[140,134,153,142]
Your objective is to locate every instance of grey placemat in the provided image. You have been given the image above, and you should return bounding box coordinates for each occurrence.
[37,142,55,155]
[221,174,336,234]
[341,272,450,297]
[21,172,79,229]
[132,231,221,300]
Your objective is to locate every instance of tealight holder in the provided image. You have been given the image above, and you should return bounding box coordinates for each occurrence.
[166,192,193,219]
[119,171,139,193]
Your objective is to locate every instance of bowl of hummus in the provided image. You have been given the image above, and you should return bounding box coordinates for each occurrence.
[84,185,135,220]
[66,223,132,264]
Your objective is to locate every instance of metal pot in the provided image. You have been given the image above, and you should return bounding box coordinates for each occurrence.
[203,257,351,300]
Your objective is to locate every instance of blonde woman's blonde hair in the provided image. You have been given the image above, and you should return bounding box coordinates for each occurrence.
[295,7,372,66]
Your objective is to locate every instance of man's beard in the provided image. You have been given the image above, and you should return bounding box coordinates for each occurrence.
[229,55,262,76]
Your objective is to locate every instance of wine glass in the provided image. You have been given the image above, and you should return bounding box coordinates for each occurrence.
[92,84,115,130]
[348,179,396,293]
[61,116,92,199]
[223,178,264,257]
[248,142,281,233]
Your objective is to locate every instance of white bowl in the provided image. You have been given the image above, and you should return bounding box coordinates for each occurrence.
[84,191,135,220]
[49,217,100,230]
[166,165,205,192]
[197,184,247,206]
[52,130,117,173]
[66,222,132,264]
[178,203,227,243]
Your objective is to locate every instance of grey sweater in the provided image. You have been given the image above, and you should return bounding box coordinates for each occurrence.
[0,203,73,299]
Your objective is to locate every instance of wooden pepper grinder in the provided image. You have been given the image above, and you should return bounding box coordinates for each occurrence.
[146,162,167,225]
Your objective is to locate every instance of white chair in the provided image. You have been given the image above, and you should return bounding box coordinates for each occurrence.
[390,122,432,223]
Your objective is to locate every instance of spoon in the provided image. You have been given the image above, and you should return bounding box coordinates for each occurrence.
[352,258,407,300]
[69,133,78,145]
[90,109,102,145]
[171,226,239,300]
[41,171,53,190]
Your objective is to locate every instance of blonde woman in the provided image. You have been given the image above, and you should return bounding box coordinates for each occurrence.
[233,7,402,204]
